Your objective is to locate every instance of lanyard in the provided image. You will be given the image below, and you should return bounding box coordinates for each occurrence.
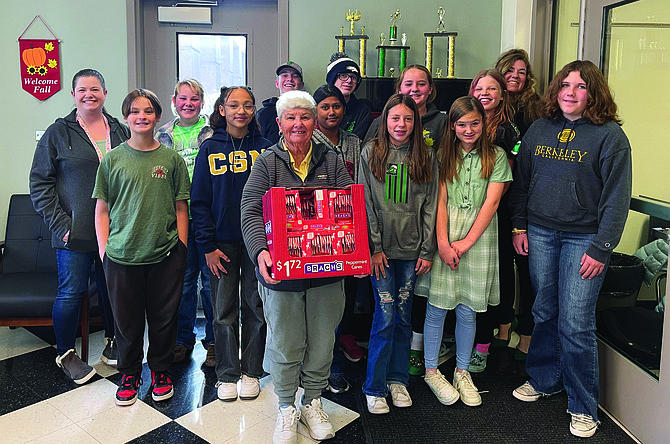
[76,113,111,161]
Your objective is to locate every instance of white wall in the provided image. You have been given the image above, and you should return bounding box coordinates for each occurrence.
[0,0,129,238]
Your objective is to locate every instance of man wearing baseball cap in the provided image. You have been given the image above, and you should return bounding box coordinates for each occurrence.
[257,62,304,145]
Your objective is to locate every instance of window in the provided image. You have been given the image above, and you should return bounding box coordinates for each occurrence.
[177,33,247,116]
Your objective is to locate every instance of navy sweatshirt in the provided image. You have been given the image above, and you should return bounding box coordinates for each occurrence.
[508,117,632,263]
[191,126,272,253]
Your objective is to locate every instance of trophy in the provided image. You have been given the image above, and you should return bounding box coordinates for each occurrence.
[345,9,361,36]
[376,9,409,77]
[424,7,457,78]
[336,10,369,77]
[437,7,446,33]
[389,9,401,45]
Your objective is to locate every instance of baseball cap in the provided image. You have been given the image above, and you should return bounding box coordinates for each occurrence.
[276,61,303,81]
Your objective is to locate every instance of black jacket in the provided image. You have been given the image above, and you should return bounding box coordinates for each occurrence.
[340,94,371,140]
[256,96,280,145]
[29,109,130,252]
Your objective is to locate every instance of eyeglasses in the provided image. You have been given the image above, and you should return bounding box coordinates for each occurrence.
[224,103,256,113]
[337,73,358,83]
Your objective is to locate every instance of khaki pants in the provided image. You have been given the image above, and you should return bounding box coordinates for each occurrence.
[259,280,345,407]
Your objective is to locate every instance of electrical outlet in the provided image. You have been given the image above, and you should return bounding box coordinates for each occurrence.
[36,130,45,141]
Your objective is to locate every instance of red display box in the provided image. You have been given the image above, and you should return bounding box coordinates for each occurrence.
[263,185,371,280]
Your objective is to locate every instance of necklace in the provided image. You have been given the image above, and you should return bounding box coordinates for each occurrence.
[231,134,244,153]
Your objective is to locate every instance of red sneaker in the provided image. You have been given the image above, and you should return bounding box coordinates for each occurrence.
[339,334,364,362]
[151,371,174,401]
[116,373,142,406]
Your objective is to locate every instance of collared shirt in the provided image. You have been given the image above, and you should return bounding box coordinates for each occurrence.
[282,140,313,181]
[446,147,512,211]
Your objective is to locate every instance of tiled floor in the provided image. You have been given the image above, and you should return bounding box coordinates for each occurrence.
[0,321,641,443]
[0,326,358,444]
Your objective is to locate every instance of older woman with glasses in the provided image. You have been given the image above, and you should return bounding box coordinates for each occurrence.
[191,86,271,402]
[241,90,354,444]
[326,52,371,140]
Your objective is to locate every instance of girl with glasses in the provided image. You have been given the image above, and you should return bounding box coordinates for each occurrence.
[326,52,372,140]
[191,86,272,402]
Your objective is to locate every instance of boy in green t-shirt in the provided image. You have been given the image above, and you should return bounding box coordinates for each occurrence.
[93,89,190,407]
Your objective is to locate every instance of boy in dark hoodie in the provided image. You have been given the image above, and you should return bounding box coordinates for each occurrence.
[509,60,631,438]
[190,86,271,402]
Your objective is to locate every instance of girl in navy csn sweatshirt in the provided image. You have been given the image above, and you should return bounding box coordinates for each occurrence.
[190,86,272,402]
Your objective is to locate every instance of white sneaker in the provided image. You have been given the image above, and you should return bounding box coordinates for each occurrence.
[366,394,390,414]
[300,398,335,440]
[274,405,299,444]
[570,413,598,438]
[513,381,542,402]
[453,369,482,406]
[424,370,459,405]
[216,381,238,401]
[239,375,260,400]
[388,383,412,407]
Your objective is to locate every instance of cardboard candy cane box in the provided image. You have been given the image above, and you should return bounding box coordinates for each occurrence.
[262,185,371,280]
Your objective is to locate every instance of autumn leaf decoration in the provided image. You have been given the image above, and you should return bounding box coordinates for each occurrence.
[48,59,57,68]
[44,42,54,52]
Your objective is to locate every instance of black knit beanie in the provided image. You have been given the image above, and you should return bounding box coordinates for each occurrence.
[325,52,361,92]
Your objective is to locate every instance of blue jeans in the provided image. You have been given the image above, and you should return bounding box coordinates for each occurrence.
[424,303,476,371]
[526,223,608,423]
[54,249,114,356]
[176,221,214,348]
[363,259,416,397]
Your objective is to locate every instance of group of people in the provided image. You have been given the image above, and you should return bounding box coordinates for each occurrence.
[28,47,631,444]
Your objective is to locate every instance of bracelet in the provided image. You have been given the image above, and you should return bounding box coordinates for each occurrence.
[511,228,527,236]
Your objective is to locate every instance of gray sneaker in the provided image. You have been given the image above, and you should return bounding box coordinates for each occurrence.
[56,349,96,384]
[101,337,118,367]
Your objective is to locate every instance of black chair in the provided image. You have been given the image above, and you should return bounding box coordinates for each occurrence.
[0,194,93,362]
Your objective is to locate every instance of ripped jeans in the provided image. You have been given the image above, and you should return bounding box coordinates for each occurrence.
[363,259,416,397]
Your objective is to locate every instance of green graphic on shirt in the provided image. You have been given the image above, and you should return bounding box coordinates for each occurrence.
[385,163,408,204]
[173,117,206,180]
[345,121,356,132]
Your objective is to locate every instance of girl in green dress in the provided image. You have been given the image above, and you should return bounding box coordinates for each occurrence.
[422,97,512,407]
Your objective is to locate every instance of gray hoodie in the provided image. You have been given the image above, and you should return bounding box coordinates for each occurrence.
[509,116,632,263]
[358,141,438,261]
[29,109,129,252]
